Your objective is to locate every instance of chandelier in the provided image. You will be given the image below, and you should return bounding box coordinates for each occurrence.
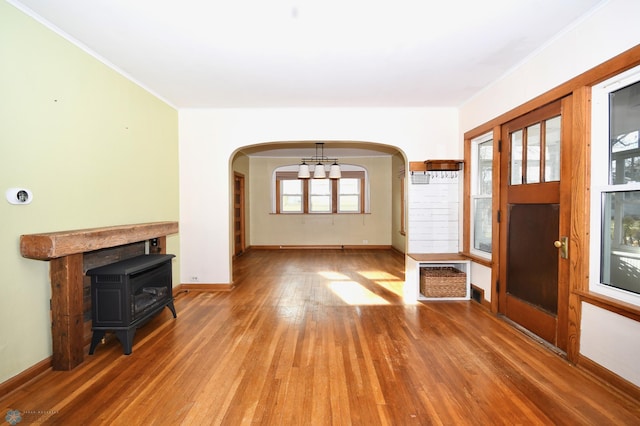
[298,142,341,179]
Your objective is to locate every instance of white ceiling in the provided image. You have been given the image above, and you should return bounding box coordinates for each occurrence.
[10,0,606,110]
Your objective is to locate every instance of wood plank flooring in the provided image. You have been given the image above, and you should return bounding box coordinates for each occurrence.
[2,249,639,425]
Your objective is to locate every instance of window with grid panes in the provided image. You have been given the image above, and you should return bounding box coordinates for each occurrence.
[280,178,303,213]
[471,133,493,256]
[275,167,366,214]
[591,65,640,304]
[309,179,331,213]
[338,178,360,212]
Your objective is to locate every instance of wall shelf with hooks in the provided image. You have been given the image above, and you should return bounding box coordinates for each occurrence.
[425,159,463,171]
[409,160,463,183]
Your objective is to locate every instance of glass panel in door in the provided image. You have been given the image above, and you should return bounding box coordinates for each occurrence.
[511,130,523,185]
[526,123,541,184]
[545,116,561,181]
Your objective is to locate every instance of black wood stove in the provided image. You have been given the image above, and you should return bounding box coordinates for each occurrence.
[86,254,176,355]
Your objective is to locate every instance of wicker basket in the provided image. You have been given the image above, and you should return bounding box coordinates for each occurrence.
[420,266,467,298]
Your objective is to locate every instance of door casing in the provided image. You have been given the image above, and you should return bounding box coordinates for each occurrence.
[497,98,572,351]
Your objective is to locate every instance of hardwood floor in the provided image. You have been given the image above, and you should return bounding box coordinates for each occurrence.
[2,249,639,425]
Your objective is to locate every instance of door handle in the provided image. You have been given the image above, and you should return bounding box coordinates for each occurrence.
[554,236,568,259]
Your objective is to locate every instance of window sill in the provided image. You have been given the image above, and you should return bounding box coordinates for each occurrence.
[271,212,370,215]
[574,290,640,322]
[459,251,492,267]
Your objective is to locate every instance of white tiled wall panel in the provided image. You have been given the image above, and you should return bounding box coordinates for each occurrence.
[408,176,459,253]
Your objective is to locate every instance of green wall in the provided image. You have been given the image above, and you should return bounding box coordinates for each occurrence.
[0,2,179,383]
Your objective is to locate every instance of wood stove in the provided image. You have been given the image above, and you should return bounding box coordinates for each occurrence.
[86,254,176,355]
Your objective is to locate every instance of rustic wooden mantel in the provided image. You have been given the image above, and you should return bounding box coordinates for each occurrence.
[20,221,179,371]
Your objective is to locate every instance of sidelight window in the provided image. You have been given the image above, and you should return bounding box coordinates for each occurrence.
[471,133,493,257]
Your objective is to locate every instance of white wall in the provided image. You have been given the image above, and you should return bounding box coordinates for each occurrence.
[179,107,458,285]
[459,0,640,387]
[581,303,640,386]
[461,0,640,132]
[470,263,492,302]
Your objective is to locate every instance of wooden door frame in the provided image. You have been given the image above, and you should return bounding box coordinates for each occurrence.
[497,99,570,351]
[463,45,640,365]
[234,172,246,257]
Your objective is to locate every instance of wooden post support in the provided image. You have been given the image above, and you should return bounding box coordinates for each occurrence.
[50,254,84,370]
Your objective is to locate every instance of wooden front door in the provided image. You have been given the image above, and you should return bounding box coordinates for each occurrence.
[499,99,570,349]
[234,172,246,257]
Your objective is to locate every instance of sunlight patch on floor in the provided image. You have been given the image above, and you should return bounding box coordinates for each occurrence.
[356,270,405,298]
[328,281,390,305]
[372,280,404,298]
[357,270,400,280]
[319,271,351,280]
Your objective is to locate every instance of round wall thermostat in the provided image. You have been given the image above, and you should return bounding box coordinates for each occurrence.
[6,188,33,205]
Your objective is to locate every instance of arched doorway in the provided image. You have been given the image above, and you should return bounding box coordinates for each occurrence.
[229,140,408,276]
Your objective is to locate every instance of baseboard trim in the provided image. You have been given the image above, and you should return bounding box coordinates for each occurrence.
[390,246,405,257]
[251,244,393,250]
[179,283,235,292]
[0,357,51,398]
[577,355,640,404]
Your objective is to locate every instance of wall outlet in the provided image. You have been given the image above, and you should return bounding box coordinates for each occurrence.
[362,239,368,244]
[191,276,198,282]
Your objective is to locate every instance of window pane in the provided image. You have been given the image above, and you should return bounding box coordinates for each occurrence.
[473,197,492,253]
[338,178,361,212]
[310,179,330,194]
[477,140,492,195]
[601,191,640,295]
[510,130,523,185]
[282,195,302,213]
[281,180,302,212]
[339,178,359,194]
[282,196,302,212]
[310,179,331,212]
[610,80,640,184]
[339,195,359,212]
[527,123,541,184]
[282,179,302,194]
[310,196,330,212]
[545,116,561,182]
[610,132,640,184]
